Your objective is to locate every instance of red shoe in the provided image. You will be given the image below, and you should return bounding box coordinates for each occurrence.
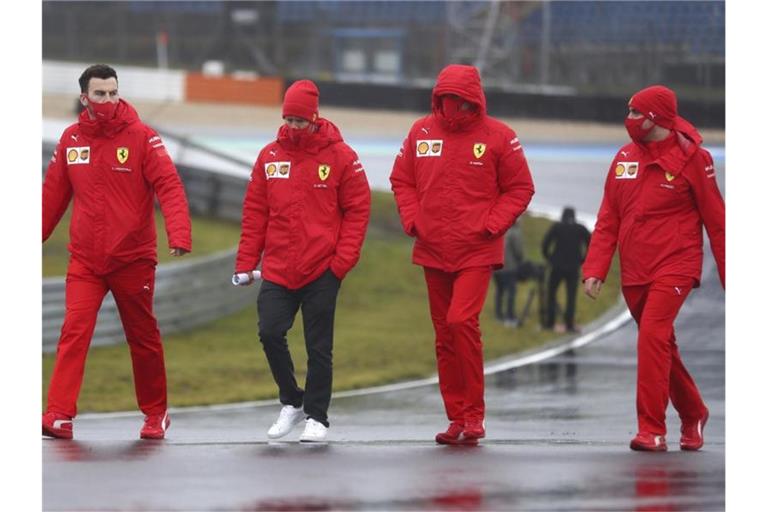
[463,420,486,440]
[681,408,709,451]
[140,412,170,439]
[435,422,465,445]
[630,432,667,452]
[42,412,73,440]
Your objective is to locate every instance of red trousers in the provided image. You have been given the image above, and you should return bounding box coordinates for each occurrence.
[46,258,167,417]
[622,276,707,436]
[424,266,492,424]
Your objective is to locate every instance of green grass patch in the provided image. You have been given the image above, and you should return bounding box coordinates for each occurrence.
[42,191,620,412]
[43,208,242,277]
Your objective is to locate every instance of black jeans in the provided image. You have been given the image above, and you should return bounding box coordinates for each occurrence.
[256,269,341,427]
[545,267,579,330]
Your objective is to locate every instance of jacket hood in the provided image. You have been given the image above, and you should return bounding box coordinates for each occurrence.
[78,99,140,138]
[277,117,343,153]
[431,64,487,128]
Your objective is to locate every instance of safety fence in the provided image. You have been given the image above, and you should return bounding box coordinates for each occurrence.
[41,138,258,352]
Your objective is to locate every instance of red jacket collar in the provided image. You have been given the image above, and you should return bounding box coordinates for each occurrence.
[276,118,343,154]
[642,132,698,175]
[78,99,139,139]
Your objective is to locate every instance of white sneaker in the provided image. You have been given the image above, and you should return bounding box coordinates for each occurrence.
[299,418,328,443]
[267,405,304,439]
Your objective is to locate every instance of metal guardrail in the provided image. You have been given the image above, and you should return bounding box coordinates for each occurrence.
[41,137,258,352]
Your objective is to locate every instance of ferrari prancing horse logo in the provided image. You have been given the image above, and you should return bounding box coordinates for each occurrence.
[473,143,486,159]
[116,147,129,164]
[318,164,331,181]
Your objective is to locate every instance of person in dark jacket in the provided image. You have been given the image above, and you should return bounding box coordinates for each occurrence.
[542,206,591,332]
[493,220,525,327]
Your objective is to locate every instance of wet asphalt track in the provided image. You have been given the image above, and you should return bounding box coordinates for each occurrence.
[43,135,725,511]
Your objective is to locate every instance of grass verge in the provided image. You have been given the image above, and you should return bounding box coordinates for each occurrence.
[42,191,620,412]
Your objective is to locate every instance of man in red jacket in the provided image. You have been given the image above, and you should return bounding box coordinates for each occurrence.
[390,64,535,445]
[42,64,192,440]
[582,85,725,452]
[235,80,370,443]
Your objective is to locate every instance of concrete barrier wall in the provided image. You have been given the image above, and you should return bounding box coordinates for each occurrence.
[42,249,260,352]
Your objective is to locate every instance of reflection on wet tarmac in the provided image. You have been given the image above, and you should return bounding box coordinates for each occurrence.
[429,487,484,510]
[244,498,340,511]
[45,439,164,462]
[631,459,714,512]
[634,465,678,512]
[492,349,578,393]
[259,443,332,457]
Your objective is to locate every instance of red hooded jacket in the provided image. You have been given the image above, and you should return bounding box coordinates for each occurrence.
[390,64,535,272]
[235,118,371,289]
[582,132,725,288]
[43,100,192,275]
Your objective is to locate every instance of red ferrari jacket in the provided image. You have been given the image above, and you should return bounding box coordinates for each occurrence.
[582,133,725,288]
[235,118,371,290]
[390,65,535,272]
[43,100,192,275]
